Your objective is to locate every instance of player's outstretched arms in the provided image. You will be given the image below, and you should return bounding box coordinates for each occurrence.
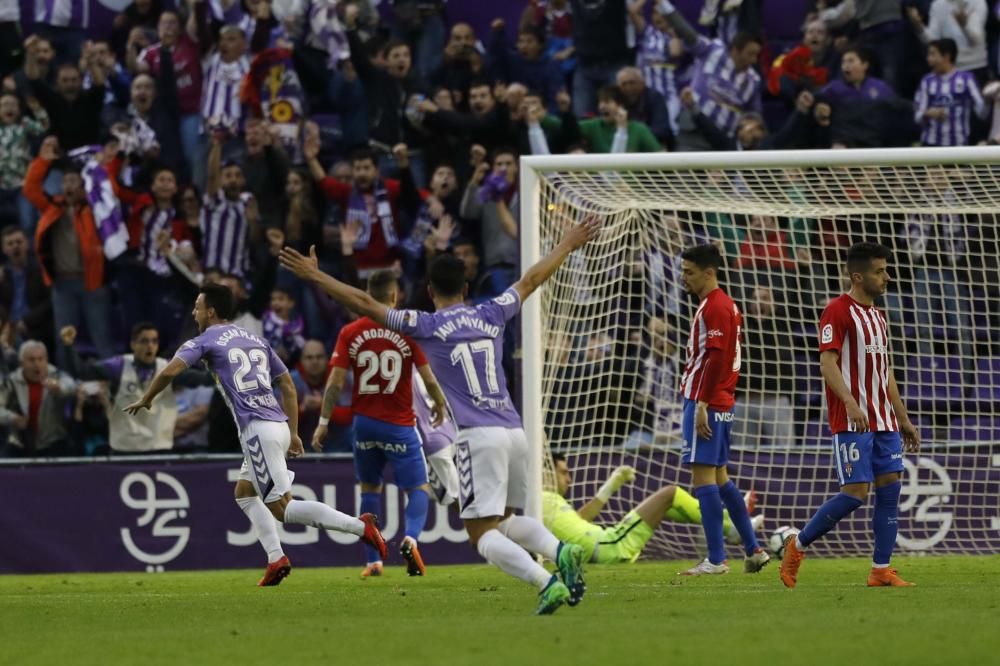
[278,245,389,324]
[123,357,188,414]
[819,350,869,432]
[513,217,600,302]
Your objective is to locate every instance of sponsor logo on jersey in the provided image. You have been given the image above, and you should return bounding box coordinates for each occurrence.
[356,440,408,454]
[821,324,833,344]
[707,329,723,338]
[864,344,888,354]
[714,411,735,422]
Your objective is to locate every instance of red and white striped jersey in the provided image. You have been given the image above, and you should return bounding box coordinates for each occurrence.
[818,294,899,434]
[680,288,742,411]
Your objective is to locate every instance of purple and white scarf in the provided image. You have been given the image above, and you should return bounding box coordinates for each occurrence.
[69,145,129,261]
[305,0,350,67]
[400,202,436,260]
[345,181,397,251]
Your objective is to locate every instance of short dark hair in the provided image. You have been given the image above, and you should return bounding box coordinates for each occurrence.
[382,38,410,56]
[350,147,377,166]
[929,38,958,63]
[428,255,467,297]
[130,322,158,342]
[452,236,477,251]
[55,158,82,176]
[846,241,891,275]
[1,224,24,239]
[271,286,295,301]
[597,85,625,106]
[491,145,517,164]
[680,243,723,271]
[730,31,763,51]
[367,269,399,305]
[56,62,80,75]
[550,452,566,464]
[843,44,872,65]
[200,283,237,320]
[468,78,493,92]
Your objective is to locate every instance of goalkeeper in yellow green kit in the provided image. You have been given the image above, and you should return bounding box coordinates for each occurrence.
[543,454,764,563]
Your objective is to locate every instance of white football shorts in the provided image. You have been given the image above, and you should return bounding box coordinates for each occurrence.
[237,419,295,503]
[453,426,529,520]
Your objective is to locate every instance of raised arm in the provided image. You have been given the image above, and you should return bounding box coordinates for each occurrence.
[123,357,189,414]
[206,133,222,196]
[512,218,600,302]
[577,466,636,521]
[656,1,699,47]
[278,245,389,323]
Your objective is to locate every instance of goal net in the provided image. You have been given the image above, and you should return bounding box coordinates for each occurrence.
[520,148,1000,559]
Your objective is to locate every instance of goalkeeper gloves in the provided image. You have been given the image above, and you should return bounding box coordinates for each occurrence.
[596,465,636,503]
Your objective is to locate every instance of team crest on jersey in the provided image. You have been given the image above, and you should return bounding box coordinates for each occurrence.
[821,324,833,344]
[845,463,853,477]
[494,292,516,306]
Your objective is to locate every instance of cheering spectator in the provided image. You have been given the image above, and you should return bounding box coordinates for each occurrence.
[305,130,420,277]
[915,38,986,146]
[768,19,839,106]
[487,18,564,108]
[23,137,113,367]
[102,71,184,178]
[908,0,989,78]
[242,119,291,229]
[460,146,520,288]
[521,89,581,155]
[200,132,257,278]
[0,340,76,456]
[430,22,483,108]
[657,1,763,151]
[262,287,305,365]
[293,338,353,453]
[61,322,178,454]
[419,79,513,153]
[622,314,681,450]
[111,0,164,62]
[138,8,205,187]
[12,37,56,102]
[343,3,423,178]
[816,45,911,148]
[616,67,672,148]
[0,227,52,350]
[819,0,907,92]
[81,40,131,108]
[0,94,48,234]
[198,23,250,140]
[578,86,661,153]
[400,164,460,280]
[25,42,107,150]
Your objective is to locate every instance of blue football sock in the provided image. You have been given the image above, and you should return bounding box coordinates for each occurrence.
[360,491,382,563]
[798,492,864,548]
[404,488,430,542]
[872,481,901,566]
[719,481,760,555]
[694,485,726,565]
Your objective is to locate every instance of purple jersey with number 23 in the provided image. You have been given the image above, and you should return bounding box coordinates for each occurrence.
[385,288,522,430]
[173,323,289,430]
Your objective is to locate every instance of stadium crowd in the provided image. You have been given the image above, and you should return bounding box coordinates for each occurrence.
[1,0,998,457]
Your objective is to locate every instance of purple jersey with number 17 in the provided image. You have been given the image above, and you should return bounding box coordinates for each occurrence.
[385,288,522,430]
[173,323,289,430]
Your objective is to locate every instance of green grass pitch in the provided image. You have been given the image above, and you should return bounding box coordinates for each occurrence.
[2,556,997,665]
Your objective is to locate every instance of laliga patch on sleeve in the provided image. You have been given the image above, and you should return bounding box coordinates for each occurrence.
[821,324,833,344]
[494,292,517,306]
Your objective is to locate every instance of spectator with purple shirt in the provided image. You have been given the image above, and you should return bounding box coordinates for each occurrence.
[33,0,90,65]
[656,1,763,152]
[915,37,986,146]
[816,44,912,147]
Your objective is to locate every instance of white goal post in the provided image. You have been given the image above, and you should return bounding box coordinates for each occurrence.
[520,147,1000,559]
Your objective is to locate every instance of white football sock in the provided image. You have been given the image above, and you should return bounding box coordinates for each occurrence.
[795,536,806,551]
[283,499,365,536]
[236,496,284,563]
[476,529,552,590]
[497,515,559,560]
